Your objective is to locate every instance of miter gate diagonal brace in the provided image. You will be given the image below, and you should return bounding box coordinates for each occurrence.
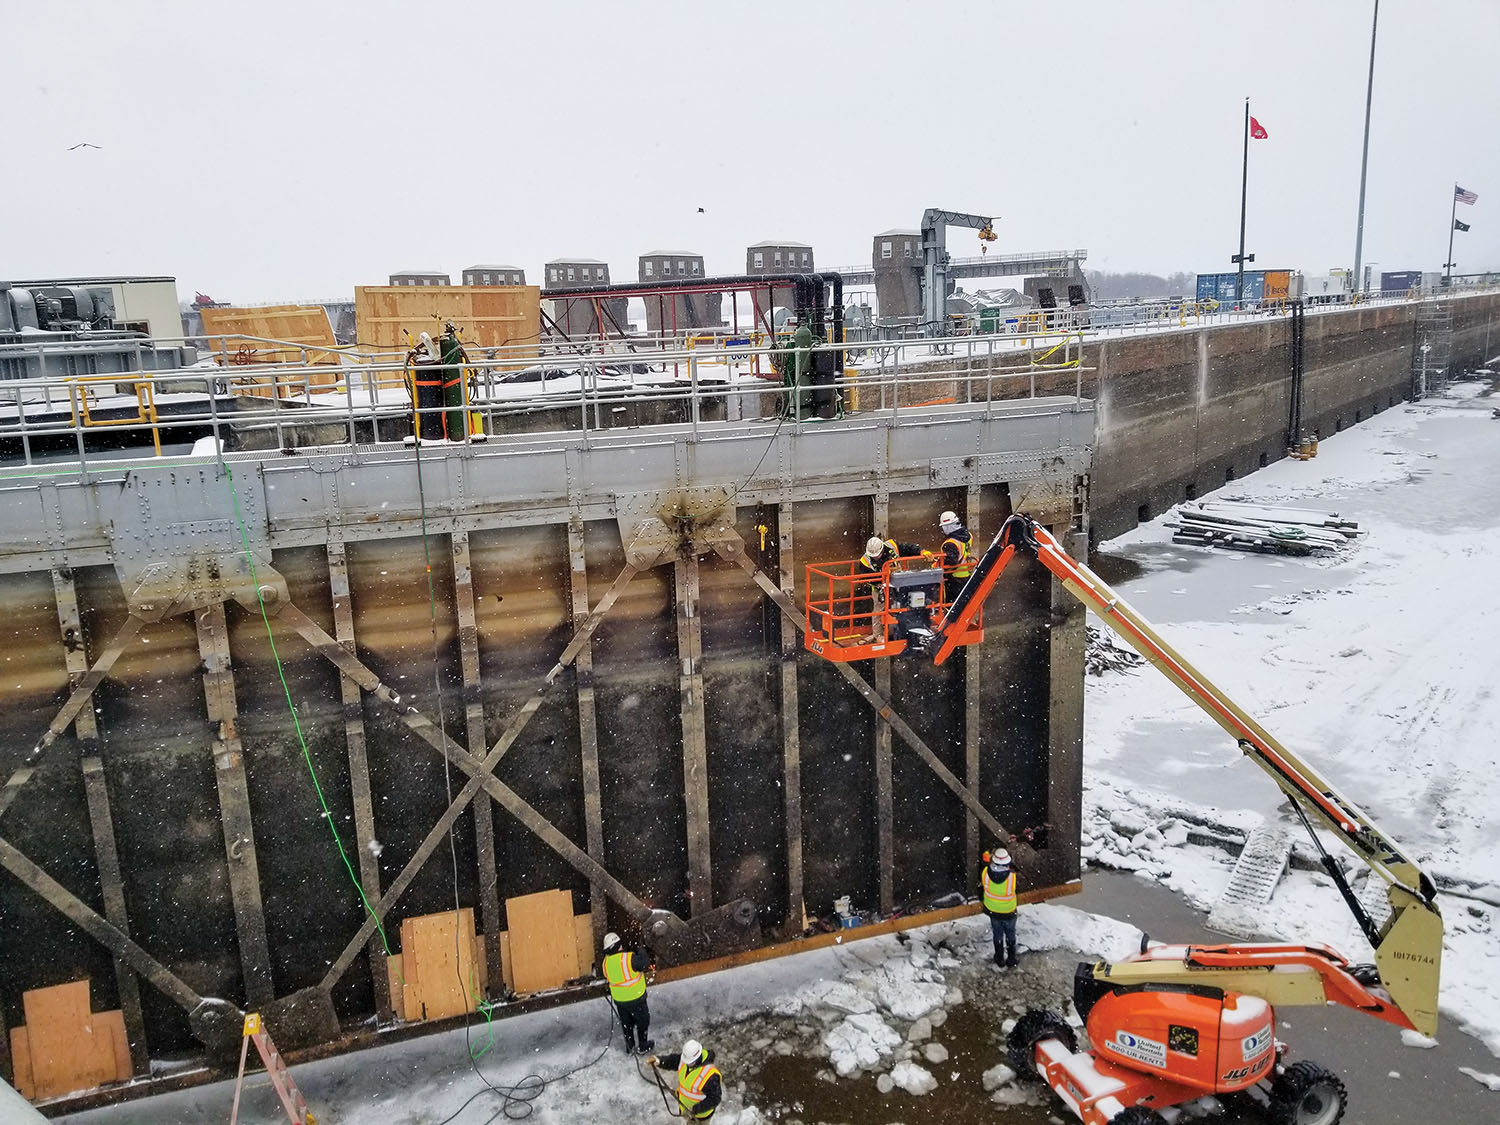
[709,533,1032,868]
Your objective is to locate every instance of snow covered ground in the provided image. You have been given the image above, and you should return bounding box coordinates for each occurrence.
[1082,372,1500,1057]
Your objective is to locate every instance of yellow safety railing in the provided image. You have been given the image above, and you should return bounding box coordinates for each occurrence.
[67,374,162,455]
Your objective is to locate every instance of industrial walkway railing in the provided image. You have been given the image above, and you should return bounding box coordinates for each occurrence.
[0,332,1092,474]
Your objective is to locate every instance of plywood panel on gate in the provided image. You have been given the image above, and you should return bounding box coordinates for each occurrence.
[354,285,540,371]
[399,908,478,1022]
[504,889,579,994]
[199,305,341,368]
[21,980,92,1099]
[11,981,130,1100]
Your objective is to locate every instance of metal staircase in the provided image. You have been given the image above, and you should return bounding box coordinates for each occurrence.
[1413,297,1453,396]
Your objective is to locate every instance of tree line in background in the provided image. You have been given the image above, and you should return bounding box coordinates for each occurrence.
[1086,270,1196,301]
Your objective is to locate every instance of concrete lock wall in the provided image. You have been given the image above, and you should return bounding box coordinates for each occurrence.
[878,292,1500,541]
[0,464,1079,1072]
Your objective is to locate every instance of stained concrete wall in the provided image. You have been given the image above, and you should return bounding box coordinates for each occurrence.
[861,292,1500,541]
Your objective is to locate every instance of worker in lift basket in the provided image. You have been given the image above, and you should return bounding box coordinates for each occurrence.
[980,847,1019,967]
[936,509,974,604]
[857,535,926,642]
[648,1039,723,1120]
[599,931,654,1055]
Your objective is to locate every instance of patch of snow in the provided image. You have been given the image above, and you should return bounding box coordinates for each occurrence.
[1458,1067,1500,1091]
[1401,1029,1438,1049]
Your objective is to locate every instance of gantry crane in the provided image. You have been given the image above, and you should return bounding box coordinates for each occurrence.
[920,208,997,335]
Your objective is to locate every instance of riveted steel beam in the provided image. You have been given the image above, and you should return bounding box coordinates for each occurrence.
[450,529,503,996]
[567,517,608,947]
[327,541,393,1022]
[50,566,151,1075]
[195,601,275,1010]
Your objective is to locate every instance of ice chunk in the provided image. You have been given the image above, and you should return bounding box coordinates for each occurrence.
[889,1060,938,1095]
[823,1012,901,1077]
[982,1063,1017,1091]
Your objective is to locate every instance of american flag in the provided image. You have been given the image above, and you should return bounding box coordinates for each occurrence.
[1455,185,1478,205]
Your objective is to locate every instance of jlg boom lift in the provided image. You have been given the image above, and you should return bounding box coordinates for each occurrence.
[805,514,1443,1125]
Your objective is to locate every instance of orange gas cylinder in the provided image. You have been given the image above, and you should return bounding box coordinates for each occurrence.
[1084,987,1277,1095]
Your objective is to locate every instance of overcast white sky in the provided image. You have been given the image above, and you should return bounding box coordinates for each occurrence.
[4,0,1497,302]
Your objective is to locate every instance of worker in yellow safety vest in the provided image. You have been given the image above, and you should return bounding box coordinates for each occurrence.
[980,848,1019,968]
[937,510,974,604]
[856,535,926,640]
[600,932,653,1054]
[648,1039,723,1120]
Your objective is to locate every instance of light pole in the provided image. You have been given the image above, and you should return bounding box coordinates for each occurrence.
[1353,0,1380,296]
[1234,99,1252,305]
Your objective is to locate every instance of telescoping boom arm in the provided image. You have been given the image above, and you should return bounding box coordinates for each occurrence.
[933,515,1443,1034]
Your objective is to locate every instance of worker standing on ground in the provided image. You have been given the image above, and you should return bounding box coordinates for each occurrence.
[438,320,479,442]
[980,847,1019,968]
[600,931,654,1055]
[648,1039,723,1120]
[937,510,974,604]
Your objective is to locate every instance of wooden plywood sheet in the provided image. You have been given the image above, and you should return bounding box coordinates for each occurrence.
[10,1027,33,1100]
[89,1011,130,1089]
[574,913,595,977]
[200,305,341,368]
[21,980,91,1100]
[400,908,478,1022]
[504,889,579,994]
[354,286,540,369]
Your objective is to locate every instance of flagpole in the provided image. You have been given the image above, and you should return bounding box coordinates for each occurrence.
[1445,185,1457,284]
[1353,0,1379,296]
[1237,98,1250,306]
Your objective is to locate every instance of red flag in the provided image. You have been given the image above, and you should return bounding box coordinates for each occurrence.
[1250,116,1269,140]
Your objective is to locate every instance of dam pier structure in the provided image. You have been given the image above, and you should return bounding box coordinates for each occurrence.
[0,341,1093,1108]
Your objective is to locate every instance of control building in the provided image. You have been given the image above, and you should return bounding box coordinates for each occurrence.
[871,230,923,323]
[544,258,627,338]
[638,252,717,336]
[746,241,814,324]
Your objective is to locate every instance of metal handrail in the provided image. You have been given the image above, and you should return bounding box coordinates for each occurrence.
[0,333,1094,473]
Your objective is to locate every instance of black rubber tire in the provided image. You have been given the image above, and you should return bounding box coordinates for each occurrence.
[1270,1060,1348,1125]
[1007,1008,1077,1078]
[1109,1109,1169,1125]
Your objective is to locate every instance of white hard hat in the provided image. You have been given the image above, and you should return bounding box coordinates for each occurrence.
[939,510,961,531]
[865,537,885,557]
[681,1039,704,1066]
[603,931,621,951]
[989,848,1011,867]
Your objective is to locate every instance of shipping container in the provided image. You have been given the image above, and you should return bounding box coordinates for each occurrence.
[1195,271,1262,304]
[1194,270,1291,305]
[1380,270,1423,296]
